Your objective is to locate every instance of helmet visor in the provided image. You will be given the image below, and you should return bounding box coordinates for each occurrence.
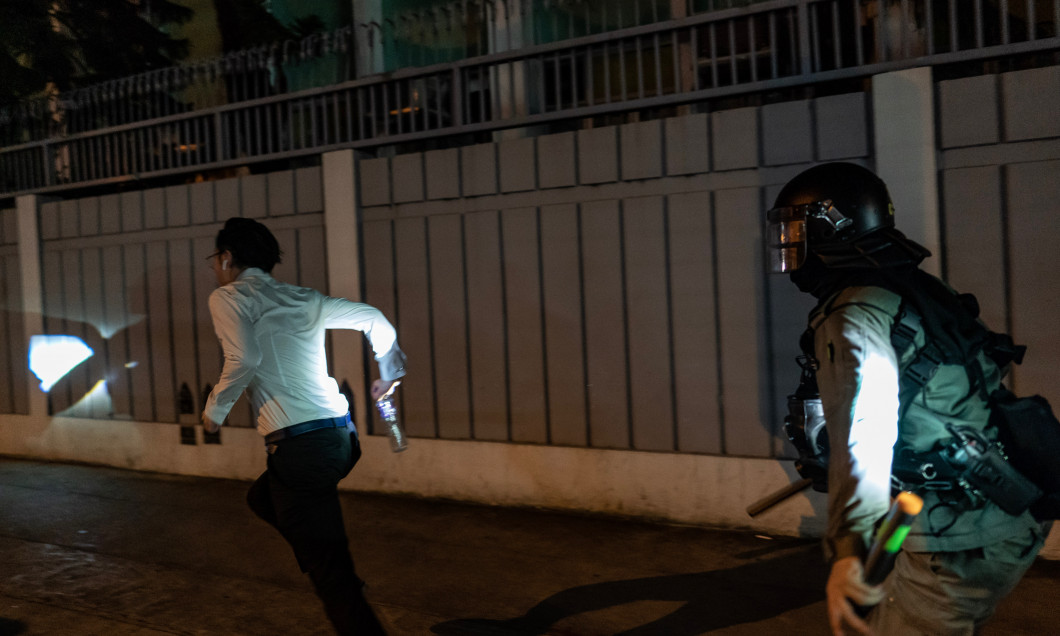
[766,206,808,273]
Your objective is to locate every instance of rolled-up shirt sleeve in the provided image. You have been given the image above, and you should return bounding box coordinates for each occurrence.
[321,297,407,381]
[203,287,261,424]
[817,303,901,562]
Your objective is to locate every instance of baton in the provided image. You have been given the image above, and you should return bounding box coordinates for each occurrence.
[746,478,814,517]
[864,491,924,585]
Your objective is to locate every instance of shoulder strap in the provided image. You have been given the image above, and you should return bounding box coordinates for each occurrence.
[801,280,1022,419]
[891,299,946,420]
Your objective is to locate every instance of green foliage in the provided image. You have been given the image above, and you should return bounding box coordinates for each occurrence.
[0,0,193,102]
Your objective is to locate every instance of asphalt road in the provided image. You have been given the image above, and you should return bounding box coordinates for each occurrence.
[0,457,1055,635]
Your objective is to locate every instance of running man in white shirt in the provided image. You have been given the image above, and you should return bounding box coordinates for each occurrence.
[202,217,405,635]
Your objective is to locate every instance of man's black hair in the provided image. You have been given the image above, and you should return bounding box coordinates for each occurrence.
[215,217,282,273]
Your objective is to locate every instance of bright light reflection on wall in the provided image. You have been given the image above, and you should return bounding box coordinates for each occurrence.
[59,379,113,418]
[29,335,95,392]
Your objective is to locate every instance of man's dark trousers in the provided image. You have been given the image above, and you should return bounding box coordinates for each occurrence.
[246,425,386,635]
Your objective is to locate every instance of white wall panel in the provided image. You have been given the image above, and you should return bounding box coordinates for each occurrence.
[578,127,619,184]
[665,114,710,176]
[620,121,663,181]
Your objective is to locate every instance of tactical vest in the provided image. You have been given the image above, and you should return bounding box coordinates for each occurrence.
[796,283,1039,517]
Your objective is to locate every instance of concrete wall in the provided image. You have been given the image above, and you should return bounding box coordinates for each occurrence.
[937,66,1060,406]
[30,168,328,426]
[357,93,875,458]
[2,66,1059,556]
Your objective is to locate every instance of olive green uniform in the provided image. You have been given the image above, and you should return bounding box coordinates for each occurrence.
[811,285,1044,635]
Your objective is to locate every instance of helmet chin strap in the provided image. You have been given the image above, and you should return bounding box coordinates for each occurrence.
[817,232,930,269]
[792,231,931,298]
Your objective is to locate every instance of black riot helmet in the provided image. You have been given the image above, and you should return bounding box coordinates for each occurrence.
[766,162,929,271]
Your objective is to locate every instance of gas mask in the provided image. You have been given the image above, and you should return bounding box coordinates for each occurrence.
[784,355,830,491]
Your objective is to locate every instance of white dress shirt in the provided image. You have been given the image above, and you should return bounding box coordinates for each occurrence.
[203,268,405,436]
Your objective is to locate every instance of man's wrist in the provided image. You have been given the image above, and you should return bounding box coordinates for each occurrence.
[825,533,866,563]
[377,345,407,382]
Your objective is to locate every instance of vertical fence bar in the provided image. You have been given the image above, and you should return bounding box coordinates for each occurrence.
[852,0,864,63]
[553,51,562,111]
[975,0,984,48]
[809,3,821,71]
[452,67,464,129]
[565,49,574,109]
[285,102,294,150]
[1024,0,1034,41]
[344,88,354,141]
[899,0,910,56]
[749,17,758,81]
[269,102,278,153]
[1055,0,1060,44]
[181,118,191,168]
[157,126,166,171]
[311,94,320,146]
[508,60,517,117]
[410,80,419,133]
[637,35,646,99]
[357,86,366,140]
[709,23,719,87]
[79,138,89,182]
[726,20,736,84]
[654,33,663,96]
[252,103,262,155]
[298,100,307,149]
[197,117,206,165]
[93,136,102,180]
[425,77,435,131]
[188,116,197,165]
[620,35,629,100]
[41,144,53,188]
[150,125,160,171]
[831,2,841,68]
[769,12,779,78]
[691,25,701,89]
[103,133,112,178]
[10,153,21,192]
[604,42,613,103]
[383,81,392,134]
[587,45,597,106]
[925,0,935,53]
[145,128,154,173]
[135,127,143,173]
[949,0,959,50]
[117,131,127,175]
[671,30,681,95]
[1000,0,1010,44]
[493,60,503,121]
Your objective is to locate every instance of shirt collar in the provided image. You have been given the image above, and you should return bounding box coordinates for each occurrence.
[237,267,269,281]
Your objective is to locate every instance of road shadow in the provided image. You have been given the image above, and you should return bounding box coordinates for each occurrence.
[0,619,27,636]
[431,542,826,636]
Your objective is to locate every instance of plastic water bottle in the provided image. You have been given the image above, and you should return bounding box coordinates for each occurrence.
[375,380,408,452]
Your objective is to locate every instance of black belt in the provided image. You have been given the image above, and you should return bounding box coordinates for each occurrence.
[264,414,352,445]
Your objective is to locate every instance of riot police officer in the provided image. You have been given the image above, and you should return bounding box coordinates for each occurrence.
[767,162,1046,635]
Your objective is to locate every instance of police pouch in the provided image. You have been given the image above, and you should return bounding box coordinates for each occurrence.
[990,388,1060,520]
[944,424,1041,516]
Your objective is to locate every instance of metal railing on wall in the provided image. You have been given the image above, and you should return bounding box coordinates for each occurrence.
[0,0,695,149]
[1,0,1058,198]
